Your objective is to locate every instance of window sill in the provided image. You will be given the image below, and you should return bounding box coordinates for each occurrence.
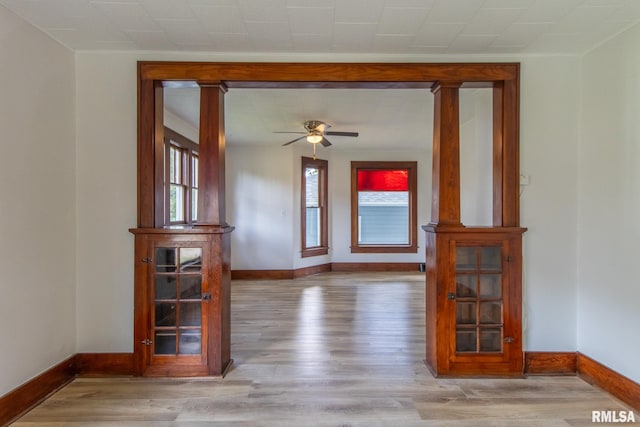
[350,244,418,254]
[301,247,329,258]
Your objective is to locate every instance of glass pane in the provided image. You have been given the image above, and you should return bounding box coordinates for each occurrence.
[155,303,176,327]
[191,155,198,187]
[456,247,477,271]
[155,276,177,300]
[305,167,319,207]
[180,248,202,271]
[456,329,477,352]
[155,248,176,272]
[305,207,320,247]
[180,276,202,299]
[358,191,409,244]
[357,169,408,191]
[456,302,476,325]
[456,274,477,297]
[480,328,502,352]
[170,184,185,222]
[479,274,502,298]
[154,331,176,355]
[179,330,201,355]
[480,301,502,324]
[180,302,201,327]
[480,247,501,270]
[169,146,182,184]
[191,188,198,222]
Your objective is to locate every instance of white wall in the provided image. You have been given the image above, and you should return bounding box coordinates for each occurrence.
[75,53,137,352]
[227,145,295,270]
[519,56,581,351]
[0,6,76,395]
[578,23,640,383]
[72,52,581,354]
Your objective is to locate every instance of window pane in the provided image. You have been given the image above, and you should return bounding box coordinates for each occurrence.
[179,248,202,272]
[154,331,176,355]
[191,189,198,222]
[357,169,408,191]
[305,167,320,247]
[179,330,201,355]
[169,146,182,184]
[306,207,320,247]
[170,184,184,222]
[191,155,198,187]
[456,329,477,352]
[357,191,408,244]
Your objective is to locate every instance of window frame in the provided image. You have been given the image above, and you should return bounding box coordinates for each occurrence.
[164,127,199,226]
[350,161,418,253]
[301,156,329,258]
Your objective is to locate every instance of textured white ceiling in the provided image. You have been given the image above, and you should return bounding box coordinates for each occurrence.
[1,0,638,54]
[3,0,638,150]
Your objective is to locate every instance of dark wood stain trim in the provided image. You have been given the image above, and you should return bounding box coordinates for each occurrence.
[294,263,332,278]
[331,262,420,272]
[524,351,577,375]
[577,352,640,411]
[0,356,76,426]
[139,62,519,83]
[75,353,135,376]
[231,262,420,279]
[231,270,294,280]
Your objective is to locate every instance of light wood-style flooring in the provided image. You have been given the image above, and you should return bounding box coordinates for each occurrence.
[13,272,635,426]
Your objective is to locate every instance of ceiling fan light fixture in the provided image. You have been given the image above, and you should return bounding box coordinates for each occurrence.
[306,133,323,144]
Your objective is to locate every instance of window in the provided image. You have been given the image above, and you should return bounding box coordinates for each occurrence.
[351,161,417,253]
[301,157,328,257]
[165,127,199,225]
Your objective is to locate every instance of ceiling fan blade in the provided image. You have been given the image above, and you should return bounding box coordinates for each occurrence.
[320,137,332,147]
[282,135,307,146]
[274,131,306,134]
[325,131,359,137]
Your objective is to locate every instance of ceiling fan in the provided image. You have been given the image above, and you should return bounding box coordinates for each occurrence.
[276,120,358,157]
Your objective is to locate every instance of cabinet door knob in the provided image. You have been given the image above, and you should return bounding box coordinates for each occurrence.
[447,293,456,300]
[202,293,211,301]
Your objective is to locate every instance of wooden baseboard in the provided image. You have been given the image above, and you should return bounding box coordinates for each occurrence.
[293,263,331,278]
[524,351,577,375]
[232,262,420,279]
[231,269,293,280]
[331,262,421,272]
[0,355,76,426]
[75,353,135,376]
[577,352,640,411]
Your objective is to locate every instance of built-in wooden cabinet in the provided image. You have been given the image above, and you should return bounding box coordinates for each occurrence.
[130,228,233,377]
[424,227,525,376]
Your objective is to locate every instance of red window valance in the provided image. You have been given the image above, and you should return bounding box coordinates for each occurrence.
[357,169,409,191]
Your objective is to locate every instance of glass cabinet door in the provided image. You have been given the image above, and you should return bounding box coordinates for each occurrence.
[454,245,503,353]
[153,246,204,356]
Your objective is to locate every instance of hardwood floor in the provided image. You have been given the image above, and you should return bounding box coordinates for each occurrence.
[12,272,635,426]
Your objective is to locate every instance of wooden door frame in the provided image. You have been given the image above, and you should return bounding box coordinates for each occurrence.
[136,61,522,376]
[137,61,520,229]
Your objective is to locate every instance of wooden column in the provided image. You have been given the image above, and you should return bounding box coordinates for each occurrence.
[197,82,228,227]
[430,81,462,227]
[196,82,233,376]
[493,79,520,227]
[137,76,164,228]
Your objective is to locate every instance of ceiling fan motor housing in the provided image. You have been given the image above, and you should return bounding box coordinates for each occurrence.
[305,120,329,132]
